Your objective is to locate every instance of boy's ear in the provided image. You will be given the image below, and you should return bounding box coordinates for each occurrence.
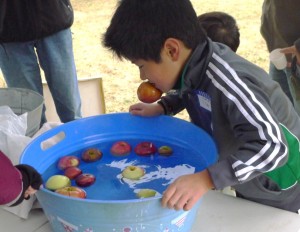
[163,38,181,61]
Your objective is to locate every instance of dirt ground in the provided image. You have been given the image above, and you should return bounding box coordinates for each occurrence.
[0,0,268,121]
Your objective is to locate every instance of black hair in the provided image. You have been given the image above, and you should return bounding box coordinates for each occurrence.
[103,0,206,62]
[197,11,240,52]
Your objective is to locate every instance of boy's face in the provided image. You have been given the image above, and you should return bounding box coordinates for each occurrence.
[132,38,191,93]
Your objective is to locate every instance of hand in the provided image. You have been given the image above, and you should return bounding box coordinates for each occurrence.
[15,164,43,191]
[161,169,214,211]
[281,46,300,65]
[24,186,38,200]
[129,102,164,116]
[9,165,42,206]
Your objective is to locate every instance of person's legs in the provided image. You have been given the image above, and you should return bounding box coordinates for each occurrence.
[269,62,293,103]
[282,66,300,115]
[0,42,46,124]
[269,62,300,115]
[36,28,82,123]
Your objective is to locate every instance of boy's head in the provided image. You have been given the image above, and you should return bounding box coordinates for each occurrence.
[103,0,205,63]
[103,0,206,92]
[197,11,240,52]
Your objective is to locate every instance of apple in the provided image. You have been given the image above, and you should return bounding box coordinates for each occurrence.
[134,142,157,156]
[64,166,82,180]
[57,155,80,170]
[45,175,71,191]
[110,141,131,157]
[137,81,162,103]
[55,186,87,199]
[75,173,96,187]
[136,189,157,198]
[158,145,173,156]
[81,148,103,162]
[122,165,145,180]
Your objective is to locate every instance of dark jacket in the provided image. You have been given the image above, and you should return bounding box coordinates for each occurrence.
[260,0,300,52]
[0,0,74,43]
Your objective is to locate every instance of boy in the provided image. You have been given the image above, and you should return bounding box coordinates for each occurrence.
[103,0,300,213]
[198,11,240,52]
[128,11,240,118]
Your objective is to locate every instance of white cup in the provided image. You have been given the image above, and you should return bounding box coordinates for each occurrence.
[269,48,287,70]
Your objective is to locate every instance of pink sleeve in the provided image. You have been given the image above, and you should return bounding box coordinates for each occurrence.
[0,150,23,206]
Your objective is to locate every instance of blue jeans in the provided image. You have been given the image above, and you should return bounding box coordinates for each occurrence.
[0,28,82,125]
[269,62,293,103]
[269,62,300,115]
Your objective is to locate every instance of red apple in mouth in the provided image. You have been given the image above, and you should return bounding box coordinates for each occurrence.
[81,148,103,162]
[45,175,71,191]
[158,145,173,156]
[57,155,80,170]
[134,142,157,156]
[75,173,96,187]
[122,165,145,180]
[110,141,131,157]
[137,81,162,103]
[55,186,87,199]
[64,166,82,180]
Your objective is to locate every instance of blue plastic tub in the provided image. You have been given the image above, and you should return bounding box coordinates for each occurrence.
[21,113,217,232]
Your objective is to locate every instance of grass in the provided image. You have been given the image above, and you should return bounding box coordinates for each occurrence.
[0,0,268,120]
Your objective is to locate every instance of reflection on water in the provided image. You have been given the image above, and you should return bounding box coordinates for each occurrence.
[107,159,195,188]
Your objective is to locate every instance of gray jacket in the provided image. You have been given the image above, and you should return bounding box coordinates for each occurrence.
[160,39,300,210]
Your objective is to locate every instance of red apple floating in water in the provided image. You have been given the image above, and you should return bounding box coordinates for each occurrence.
[45,175,71,191]
[55,186,87,199]
[122,165,145,180]
[158,145,173,156]
[110,141,131,157]
[64,166,82,180]
[137,81,162,103]
[81,148,102,162]
[75,173,96,187]
[58,155,80,170]
[134,142,157,156]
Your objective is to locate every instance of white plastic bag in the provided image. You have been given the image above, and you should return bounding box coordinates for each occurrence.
[0,105,27,135]
[0,106,31,165]
[0,106,33,218]
[0,106,62,218]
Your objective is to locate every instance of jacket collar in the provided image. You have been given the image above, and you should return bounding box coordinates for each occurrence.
[176,38,213,94]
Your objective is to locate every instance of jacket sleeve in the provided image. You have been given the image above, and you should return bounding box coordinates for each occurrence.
[0,150,23,206]
[158,91,185,115]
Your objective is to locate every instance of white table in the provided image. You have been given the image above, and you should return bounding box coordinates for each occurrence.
[1,190,300,232]
[193,191,300,232]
